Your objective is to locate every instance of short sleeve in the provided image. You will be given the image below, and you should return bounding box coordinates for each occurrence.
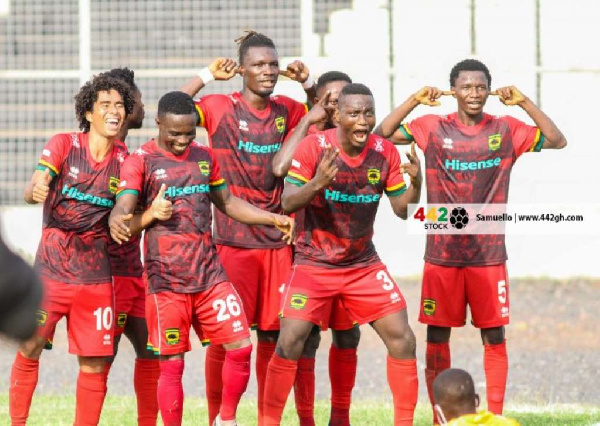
[285,136,318,187]
[384,144,407,197]
[503,115,544,158]
[194,94,229,132]
[36,134,70,177]
[208,148,227,192]
[401,115,439,151]
[117,153,145,198]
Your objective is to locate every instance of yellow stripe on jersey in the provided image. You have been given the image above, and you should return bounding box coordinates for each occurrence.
[529,128,542,152]
[287,171,309,183]
[386,181,406,193]
[402,123,413,136]
[195,104,205,128]
[38,159,59,175]
[209,178,225,187]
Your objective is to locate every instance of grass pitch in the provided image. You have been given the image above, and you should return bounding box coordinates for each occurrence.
[1,394,599,425]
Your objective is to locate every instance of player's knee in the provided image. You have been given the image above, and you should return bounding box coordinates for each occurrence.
[18,335,46,359]
[481,326,505,345]
[426,325,451,343]
[223,337,252,351]
[387,327,417,359]
[332,326,361,349]
[301,326,321,358]
[78,356,108,373]
[257,329,279,344]
[276,329,311,361]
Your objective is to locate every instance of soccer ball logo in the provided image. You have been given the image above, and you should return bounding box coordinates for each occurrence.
[450,207,469,229]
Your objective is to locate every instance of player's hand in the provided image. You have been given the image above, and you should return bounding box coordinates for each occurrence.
[305,90,331,125]
[271,214,295,245]
[280,60,310,84]
[151,184,173,221]
[32,168,52,203]
[413,87,445,106]
[314,145,339,190]
[109,213,133,245]
[401,142,422,186]
[208,57,239,81]
[494,86,527,106]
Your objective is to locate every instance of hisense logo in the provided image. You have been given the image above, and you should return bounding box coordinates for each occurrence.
[444,157,501,171]
[324,189,381,204]
[237,140,281,154]
[61,185,114,207]
[164,184,210,198]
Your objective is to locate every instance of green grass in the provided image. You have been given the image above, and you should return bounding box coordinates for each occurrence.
[1,394,599,425]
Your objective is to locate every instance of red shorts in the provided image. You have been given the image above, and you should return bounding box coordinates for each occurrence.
[217,245,292,331]
[145,282,250,355]
[280,262,406,328]
[323,298,356,331]
[36,277,114,356]
[113,275,146,336]
[419,262,510,328]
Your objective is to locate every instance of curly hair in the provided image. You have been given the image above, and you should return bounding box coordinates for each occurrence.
[235,30,276,64]
[74,74,134,132]
[449,59,492,88]
[100,67,138,92]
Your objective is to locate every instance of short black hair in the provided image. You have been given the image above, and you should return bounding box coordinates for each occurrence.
[101,67,139,93]
[450,59,492,87]
[74,74,134,132]
[236,30,276,64]
[316,71,352,92]
[157,91,196,118]
[340,83,373,98]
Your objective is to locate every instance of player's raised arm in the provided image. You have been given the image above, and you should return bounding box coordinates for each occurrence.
[272,91,331,177]
[209,187,294,244]
[495,85,567,149]
[281,145,339,213]
[388,143,422,219]
[373,86,445,143]
[179,57,238,97]
[281,59,317,105]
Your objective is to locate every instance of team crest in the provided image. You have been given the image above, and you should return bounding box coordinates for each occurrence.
[290,294,308,310]
[367,168,381,185]
[422,299,436,316]
[117,313,127,328]
[36,309,47,326]
[165,328,180,345]
[108,177,120,194]
[275,116,285,133]
[198,160,210,176]
[488,133,502,151]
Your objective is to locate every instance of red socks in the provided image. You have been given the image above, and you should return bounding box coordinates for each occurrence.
[263,353,298,426]
[134,358,160,426]
[205,345,227,424]
[386,357,418,426]
[295,357,316,426]
[425,342,451,423]
[328,346,358,426]
[256,340,276,423]
[74,370,108,425]
[484,341,508,414]
[157,359,185,426]
[220,345,252,421]
[9,352,39,425]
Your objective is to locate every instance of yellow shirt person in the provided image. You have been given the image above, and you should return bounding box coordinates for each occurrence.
[448,410,519,425]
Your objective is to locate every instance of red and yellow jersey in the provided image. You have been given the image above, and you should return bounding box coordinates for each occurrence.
[447,410,519,425]
[286,128,406,267]
[400,113,544,267]
[35,132,126,284]
[118,140,228,294]
[195,92,306,249]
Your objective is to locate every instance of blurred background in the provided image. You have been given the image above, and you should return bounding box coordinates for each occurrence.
[1,0,598,277]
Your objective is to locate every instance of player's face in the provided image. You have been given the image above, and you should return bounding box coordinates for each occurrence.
[316,80,349,127]
[86,89,126,138]
[156,113,197,156]
[452,71,490,116]
[127,89,145,130]
[241,46,279,97]
[337,94,376,149]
